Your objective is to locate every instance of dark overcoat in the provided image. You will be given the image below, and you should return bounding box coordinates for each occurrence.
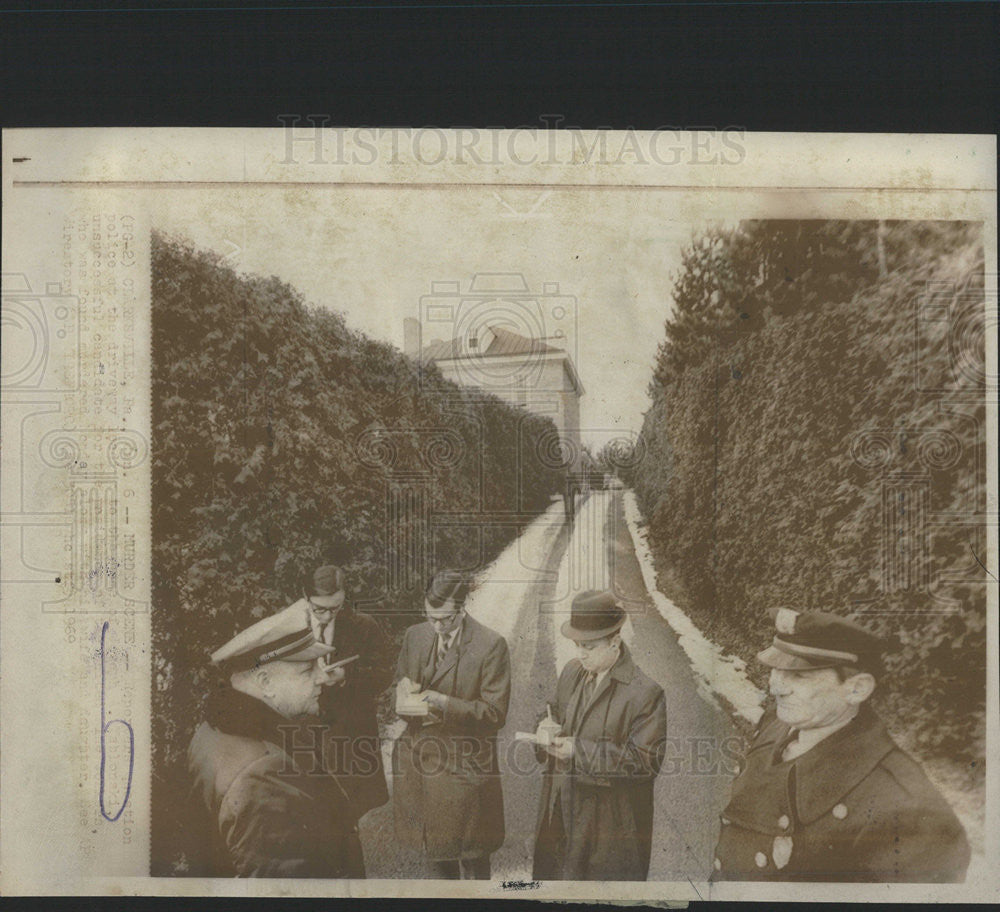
[532,645,667,881]
[312,602,393,816]
[187,686,366,878]
[712,705,970,882]
[392,613,511,861]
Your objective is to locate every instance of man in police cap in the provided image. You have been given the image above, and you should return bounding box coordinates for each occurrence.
[712,608,970,883]
[187,610,366,877]
[532,590,667,881]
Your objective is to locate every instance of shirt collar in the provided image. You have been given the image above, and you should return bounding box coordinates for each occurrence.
[438,615,464,648]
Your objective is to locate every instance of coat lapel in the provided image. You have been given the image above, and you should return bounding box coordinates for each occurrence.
[793,706,896,824]
[575,645,636,733]
[415,624,437,689]
[563,665,589,734]
[427,615,471,689]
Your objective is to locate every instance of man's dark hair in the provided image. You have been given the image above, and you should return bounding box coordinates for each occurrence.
[304,564,345,597]
[426,569,471,609]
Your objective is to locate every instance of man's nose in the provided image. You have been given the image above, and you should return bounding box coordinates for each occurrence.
[769,670,790,694]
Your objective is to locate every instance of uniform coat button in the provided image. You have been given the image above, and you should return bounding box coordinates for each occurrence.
[832,803,848,819]
[754,851,767,868]
[777,814,789,830]
[713,857,722,871]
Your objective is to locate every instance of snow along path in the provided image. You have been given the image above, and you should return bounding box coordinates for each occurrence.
[622,490,765,725]
[463,498,567,638]
[551,490,636,673]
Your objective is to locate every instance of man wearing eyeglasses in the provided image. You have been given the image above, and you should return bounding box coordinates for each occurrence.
[282,564,393,822]
[392,570,511,880]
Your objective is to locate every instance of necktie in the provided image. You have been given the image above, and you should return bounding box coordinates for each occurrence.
[572,672,597,731]
[436,633,451,668]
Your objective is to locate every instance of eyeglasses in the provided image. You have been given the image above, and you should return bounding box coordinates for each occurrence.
[308,595,343,614]
[424,610,460,625]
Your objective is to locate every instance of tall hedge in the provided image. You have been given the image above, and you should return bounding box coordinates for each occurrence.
[634,221,986,775]
[151,232,562,873]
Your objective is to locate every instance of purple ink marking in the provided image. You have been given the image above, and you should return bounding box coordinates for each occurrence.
[99,621,134,822]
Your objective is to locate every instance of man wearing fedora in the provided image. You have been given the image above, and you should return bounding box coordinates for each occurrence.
[532,590,667,881]
[393,570,511,879]
[280,564,393,820]
[187,610,366,877]
[712,608,970,883]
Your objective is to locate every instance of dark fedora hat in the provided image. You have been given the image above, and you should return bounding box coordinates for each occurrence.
[561,590,626,641]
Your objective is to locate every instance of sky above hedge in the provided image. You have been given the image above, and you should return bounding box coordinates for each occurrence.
[150,186,704,444]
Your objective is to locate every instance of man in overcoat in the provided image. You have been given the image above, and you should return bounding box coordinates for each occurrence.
[392,570,511,879]
[187,610,366,877]
[532,590,667,881]
[712,608,970,883]
[281,564,393,819]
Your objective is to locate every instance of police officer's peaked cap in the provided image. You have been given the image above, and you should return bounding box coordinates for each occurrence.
[211,610,334,671]
[757,608,884,674]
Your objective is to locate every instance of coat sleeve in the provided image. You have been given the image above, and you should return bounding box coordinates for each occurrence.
[218,761,333,877]
[850,763,971,883]
[442,636,511,732]
[394,626,412,685]
[534,664,574,765]
[574,684,667,783]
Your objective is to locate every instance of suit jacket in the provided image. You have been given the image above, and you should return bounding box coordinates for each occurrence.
[392,613,511,860]
[532,644,667,881]
[712,705,970,882]
[279,600,393,816]
[186,686,365,878]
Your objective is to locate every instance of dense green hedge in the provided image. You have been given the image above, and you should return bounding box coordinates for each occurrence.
[150,233,562,873]
[632,221,987,775]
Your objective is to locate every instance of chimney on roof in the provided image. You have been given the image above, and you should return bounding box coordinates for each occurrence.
[403,317,421,359]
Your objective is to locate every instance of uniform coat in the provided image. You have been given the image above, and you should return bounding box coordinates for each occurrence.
[712,705,970,882]
[392,613,511,860]
[283,599,394,817]
[187,686,366,878]
[532,644,667,881]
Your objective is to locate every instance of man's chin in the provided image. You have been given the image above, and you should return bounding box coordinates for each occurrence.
[774,705,798,725]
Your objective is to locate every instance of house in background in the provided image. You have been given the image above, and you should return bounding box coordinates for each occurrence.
[404,318,585,471]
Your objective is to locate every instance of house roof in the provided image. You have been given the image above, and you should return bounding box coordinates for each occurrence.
[420,325,562,362]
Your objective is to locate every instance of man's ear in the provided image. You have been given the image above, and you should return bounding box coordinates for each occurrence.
[253,665,274,698]
[844,672,876,705]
